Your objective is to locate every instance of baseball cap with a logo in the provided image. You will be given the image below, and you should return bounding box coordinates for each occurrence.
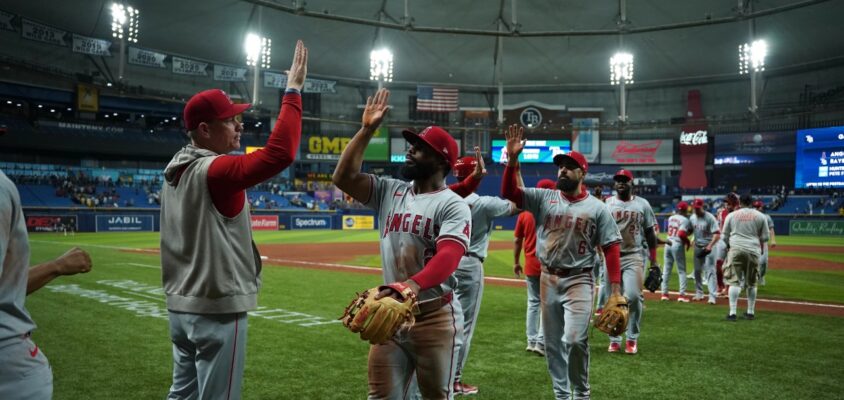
[692,199,705,209]
[676,201,689,211]
[402,126,459,169]
[553,151,589,172]
[614,169,634,182]
[184,89,251,131]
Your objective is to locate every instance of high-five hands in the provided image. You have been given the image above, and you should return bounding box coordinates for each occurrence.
[285,40,308,91]
[504,124,526,164]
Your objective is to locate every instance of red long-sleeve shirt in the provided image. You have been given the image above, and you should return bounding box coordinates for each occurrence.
[208,93,302,217]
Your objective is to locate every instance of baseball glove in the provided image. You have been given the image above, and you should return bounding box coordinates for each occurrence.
[644,265,662,293]
[594,294,629,336]
[695,247,712,259]
[340,282,417,345]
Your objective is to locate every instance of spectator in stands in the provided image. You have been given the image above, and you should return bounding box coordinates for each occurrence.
[158,40,307,400]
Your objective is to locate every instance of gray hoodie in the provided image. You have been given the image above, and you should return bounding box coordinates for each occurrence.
[160,145,262,314]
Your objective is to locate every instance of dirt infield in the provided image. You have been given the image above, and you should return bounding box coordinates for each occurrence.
[254,241,844,318]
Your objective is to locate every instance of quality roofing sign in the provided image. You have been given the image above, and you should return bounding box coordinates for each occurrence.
[600,139,674,164]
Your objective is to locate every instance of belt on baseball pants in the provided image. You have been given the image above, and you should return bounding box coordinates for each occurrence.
[415,292,453,316]
[466,252,484,262]
[620,251,639,257]
[545,267,593,278]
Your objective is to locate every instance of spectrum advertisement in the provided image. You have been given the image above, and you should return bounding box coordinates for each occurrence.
[491,139,571,164]
[795,126,844,188]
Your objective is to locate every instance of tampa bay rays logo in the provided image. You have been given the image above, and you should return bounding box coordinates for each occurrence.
[520,107,542,128]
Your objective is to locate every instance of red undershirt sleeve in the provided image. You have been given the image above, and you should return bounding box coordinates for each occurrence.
[410,240,465,290]
[207,93,302,218]
[603,242,621,284]
[649,247,657,263]
[448,175,481,198]
[501,164,524,209]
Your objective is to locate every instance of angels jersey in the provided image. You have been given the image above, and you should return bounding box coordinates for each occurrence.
[604,195,656,253]
[666,214,692,245]
[464,193,513,258]
[690,211,719,247]
[722,207,770,255]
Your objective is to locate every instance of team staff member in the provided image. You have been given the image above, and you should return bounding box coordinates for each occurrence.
[603,169,658,355]
[160,41,307,400]
[501,124,622,400]
[689,199,721,304]
[514,179,556,357]
[661,202,692,302]
[333,89,471,399]
[753,200,776,286]
[722,194,770,321]
[1,170,94,400]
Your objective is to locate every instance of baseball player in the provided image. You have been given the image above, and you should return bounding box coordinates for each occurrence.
[1,170,93,400]
[332,88,472,399]
[689,199,721,304]
[722,194,770,320]
[753,200,777,286]
[450,154,519,395]
[501,124,622,400]
[661,201,692,302]
[514,179,556,357]
[714,193,740,295]
[603,169,658,354]
[160,41,307,400]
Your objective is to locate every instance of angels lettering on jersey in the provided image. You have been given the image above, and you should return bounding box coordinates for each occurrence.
[382,212,470,240]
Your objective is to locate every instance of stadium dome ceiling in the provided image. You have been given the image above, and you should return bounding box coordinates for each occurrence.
[5,0,843,89]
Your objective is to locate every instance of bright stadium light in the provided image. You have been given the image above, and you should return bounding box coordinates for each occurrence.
[610,52,634,85]
[111,3,139,43]
[369,48,394,83]
[245,33,271,69]
[739,39,767,74]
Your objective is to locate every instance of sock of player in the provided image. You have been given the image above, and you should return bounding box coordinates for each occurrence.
[747,286,757,315]
[728,286,741,315]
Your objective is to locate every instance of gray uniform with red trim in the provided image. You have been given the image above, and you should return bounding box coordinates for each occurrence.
[759,213,774,280]
[521,188,621,400]
[453,193,513,383]
[690,211,720,301]
[662,214,692,296]
[364,174,471,399]
[0,171,53,399]
[603,195,656,344]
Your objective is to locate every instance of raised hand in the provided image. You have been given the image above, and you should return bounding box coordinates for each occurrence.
[362,88,390,129]
[504,124,526,164]
[285,40,308,91]
[471,146,487,178]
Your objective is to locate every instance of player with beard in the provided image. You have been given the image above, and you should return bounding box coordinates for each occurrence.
[333,88,471,399]
[501,124,621,399]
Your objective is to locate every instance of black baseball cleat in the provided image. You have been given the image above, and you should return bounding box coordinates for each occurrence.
[743,312,755,320]
[725,314,737,322]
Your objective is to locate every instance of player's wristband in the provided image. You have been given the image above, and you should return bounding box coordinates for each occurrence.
[379,282,416,301]
[284,88,301,95]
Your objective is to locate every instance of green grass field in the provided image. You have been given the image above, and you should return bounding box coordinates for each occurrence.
[25,231,844,399]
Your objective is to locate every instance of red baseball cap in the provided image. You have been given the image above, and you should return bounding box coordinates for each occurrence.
[676,201,689,211]
[183,89,251,131]
[753,200,763,208]
[553,151,589,172]
[453,156,477,178]
[536,179,556,189]
[692,198,705,209]
[402,126,459,169]
[614,169,634,182]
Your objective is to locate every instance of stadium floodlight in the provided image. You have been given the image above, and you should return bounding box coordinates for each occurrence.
[610,52,634,85]
[245,33,271,69]
[111,3,139,43]
[739,39,767,74]
[369,48,394,82]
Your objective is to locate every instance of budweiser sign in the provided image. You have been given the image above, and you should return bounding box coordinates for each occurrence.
[680,130,708,145]
[601,139,673,164]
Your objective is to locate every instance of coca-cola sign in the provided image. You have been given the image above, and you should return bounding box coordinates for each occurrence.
[680,130,708,145]
[601,139,673,164]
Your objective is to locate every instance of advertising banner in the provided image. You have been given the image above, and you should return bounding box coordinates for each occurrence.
[172,56,208,76]
[251,215,279,231]
[789,220,844,236]
[600,139,673,164]
[679,90,708,188]
[304,135,351,161]
[213,64,248,81]
[95,215,154,232]
[21,18,67,46]
[25,215,77,232]
[714,132,794,165]
[290,215,332,230]
[795,126,844,188]
[572,118,600,162]
[491,139,571,164]
[128,46,167,68]
[264,71,337,93]
[72,34,111,56]
[342,215,375,230]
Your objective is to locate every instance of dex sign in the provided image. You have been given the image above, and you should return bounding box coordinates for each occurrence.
[680,130,708,145]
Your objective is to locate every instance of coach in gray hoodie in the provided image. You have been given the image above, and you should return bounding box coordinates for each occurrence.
[160,40,307,400]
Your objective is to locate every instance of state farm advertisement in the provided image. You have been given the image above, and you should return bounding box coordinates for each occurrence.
[600,140,674,164]
[251,215,279,231]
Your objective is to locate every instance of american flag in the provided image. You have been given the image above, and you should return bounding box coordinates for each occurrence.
[416,85,459,112]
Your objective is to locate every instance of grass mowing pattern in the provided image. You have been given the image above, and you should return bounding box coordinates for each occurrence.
[24,231,844,399]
